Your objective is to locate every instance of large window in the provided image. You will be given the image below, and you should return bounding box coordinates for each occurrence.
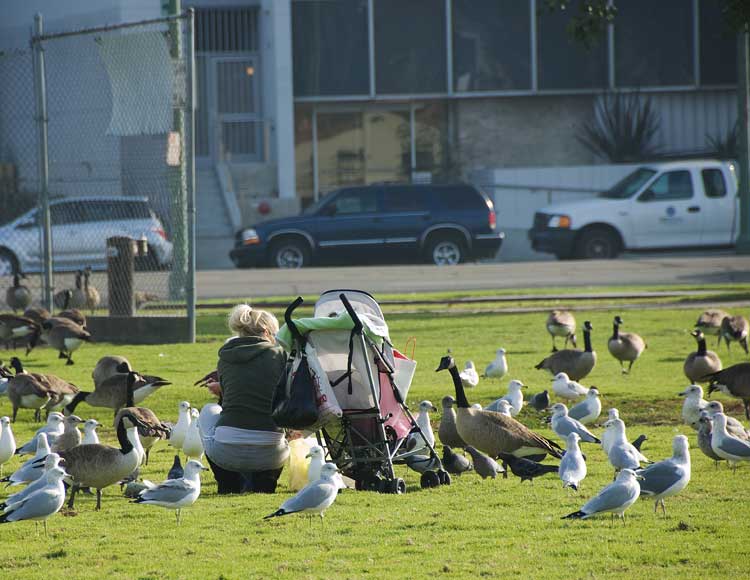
[615,0,694,87]
[374,0,447,94]
[537,8,607,90]
[700,1,737,86]
[293,0,369,96]
[452,0,530,91]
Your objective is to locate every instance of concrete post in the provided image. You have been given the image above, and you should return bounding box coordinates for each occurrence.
[737,31,750,254]
[270,0,296,199]
[107,236,136,316]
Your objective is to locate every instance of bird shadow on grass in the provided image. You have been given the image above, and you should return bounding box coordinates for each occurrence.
[659,357,685,363]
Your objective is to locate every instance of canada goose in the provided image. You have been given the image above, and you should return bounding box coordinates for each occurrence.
[0,314,39,350]
[182,408,204,460]
[607,316,646,373]
[9,357,79,417]
[51,415,83,452]
[115,404,171,465]
[705,363,750,420]
[562,469,643,523]
[60,410,147,510]
[459,360,479,388]
[559,432,586,491]
[0,416,16,476]
[93,355,131,388]
[535,321,596,381]
[6,273,31,312]
[132,459,208,524]
[546,310,577,352]
[15,411,65,454]
[549,403,601,444]
[720,315,749,354]
[22,306,50,326]
[0,465,68,535]
[678,385,707,429]
[6,362,52,422]
[684,330,722,383]
[53,271,83,309]
[169,401,192,449]
[695,309,730,345]
[55,290,87,328]
[66,364,171,417]
[438,396,466,449]
[484,348,508,379]
[637,435,691,516]
[42,317,91,365]
[436,355,563,461]
[83,267,101,313]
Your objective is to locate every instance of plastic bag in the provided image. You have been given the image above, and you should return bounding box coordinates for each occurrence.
[271,347,320,429]
[306,341,342,426]
[287,436,315,491]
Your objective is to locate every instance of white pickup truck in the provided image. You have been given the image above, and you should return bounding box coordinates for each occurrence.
[528,160,738,259]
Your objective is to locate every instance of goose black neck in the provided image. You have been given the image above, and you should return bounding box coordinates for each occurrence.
[66,391,89,414]
[63,291,71,310]
[10,358,23,374]
[611,323,619,340]
[12,274,19,287]
[583,329,592,352]
[116,418,134,454]
[697,336,707,355]
[125,373,136,407]
[449,366,470,408]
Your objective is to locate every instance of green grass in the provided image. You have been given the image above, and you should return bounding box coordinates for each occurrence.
[1,297,750,578]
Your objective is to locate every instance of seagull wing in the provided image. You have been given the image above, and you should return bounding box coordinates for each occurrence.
[139,478,197,504]
[4,486,64,521]
[582,481,637,515]
[280,481,337,514]
[718,435,750,458]
[638,461,684,496]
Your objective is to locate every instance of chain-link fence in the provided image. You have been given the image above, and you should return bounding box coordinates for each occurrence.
[0,12,195,335]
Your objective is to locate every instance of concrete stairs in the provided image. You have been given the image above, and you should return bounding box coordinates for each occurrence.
[196,167,235,270]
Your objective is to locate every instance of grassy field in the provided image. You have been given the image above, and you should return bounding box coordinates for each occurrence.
[1,292,750,579]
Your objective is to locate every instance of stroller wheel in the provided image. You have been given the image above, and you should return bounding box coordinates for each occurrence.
[437,470,452,486]
[391,478,406,494]
[420,471,440,489]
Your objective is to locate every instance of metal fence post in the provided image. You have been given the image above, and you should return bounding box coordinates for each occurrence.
[186,8,196,343]
[32,13,53,310]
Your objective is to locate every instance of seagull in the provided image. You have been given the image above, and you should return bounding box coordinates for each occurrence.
[0,416,16,476]
[132,459,208,524]
[182,408,203,460]
[82,419,100,445]
[442,446,472,475]
[604,418,650,473]
[404,454,442,475]
[711,412,750,471]
[15,413,64,455]
[485,399,512,417]
[704,401,750,440]
[678,385,708,429]
[527,390,550,412]
[563,469,643,523]
[696,411,723,466]
[169,401,191,450]
[264,463,341,522]
[559,432,587,491]
[486,380,525,416]
[552,372,588,400]
[601,408,621,454]
[550,403,601,444]
[0,465,68,535]
[464,446,504,479]
[0,453,63,511]
[567,387,602,425]
[306,445,325,484]
[459,361,479,389]
[2,433,50,486]
[407,401,437,453]
[167,455,184,480]
[637,435,691,516]
[484,348,508,379]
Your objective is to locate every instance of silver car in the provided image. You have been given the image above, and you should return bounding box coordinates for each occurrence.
[0,196,173,275]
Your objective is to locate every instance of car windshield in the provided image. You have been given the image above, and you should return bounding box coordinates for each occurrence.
[598,168,657,199]
[301,191,337,215]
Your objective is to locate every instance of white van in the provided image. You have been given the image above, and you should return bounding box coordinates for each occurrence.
[528,160,738,259]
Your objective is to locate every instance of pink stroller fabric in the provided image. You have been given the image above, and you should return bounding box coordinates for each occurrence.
[380,350,414,440]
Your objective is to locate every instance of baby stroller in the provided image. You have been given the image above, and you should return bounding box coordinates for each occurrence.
[277,290,449,493]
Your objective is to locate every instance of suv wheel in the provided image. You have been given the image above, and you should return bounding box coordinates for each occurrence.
[427,237,464,266]
[0,249,18,276]
[575,228,620,259]
[269,239,310,269]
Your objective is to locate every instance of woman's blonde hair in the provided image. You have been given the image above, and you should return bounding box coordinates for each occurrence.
[227,304,279,339]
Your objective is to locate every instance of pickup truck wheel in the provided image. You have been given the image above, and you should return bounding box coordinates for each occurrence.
[575,228,620,259]
[269,239,310,269]
[427,236,464,266]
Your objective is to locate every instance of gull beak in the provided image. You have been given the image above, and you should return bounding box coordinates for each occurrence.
[305,453,311,459]
[677,391,686,397]
[431,406,438,412]
[635,474,645,481]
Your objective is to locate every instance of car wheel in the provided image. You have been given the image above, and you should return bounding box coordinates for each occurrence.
[427,236,464,266]
[574,228,620,259]
[269,240,310,269]
[0,249,19,276]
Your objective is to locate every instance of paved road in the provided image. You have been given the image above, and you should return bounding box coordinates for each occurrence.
[196,254,750,299]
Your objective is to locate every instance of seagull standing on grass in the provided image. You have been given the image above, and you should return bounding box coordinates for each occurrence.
[169,401,191,450]
[637,435,691,516]
[568,387,602,425]
[407,401,437,452]
[552,373,588,400]
[0,416,16,476]
[182,408,204,460]
[306,445,325,484]
[559,432,587,491]
[550,403,601,444]
[132,459,208,524]
[678,385,708,429]
[0,453,63,511]
[486,380,525,416]
[604,418,650,473]
[0,466,68,535]
[711,413,750,471]
[265,463,341,523]
[15,413,64,455]
[484,349,508,379]
[459,361,479,388]
[563,468,643,524]
[82,419,100,445]
[3,433,50,486]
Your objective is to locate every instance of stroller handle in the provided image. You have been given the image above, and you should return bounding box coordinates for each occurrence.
[339,293,363,334]
[284,296,305,342]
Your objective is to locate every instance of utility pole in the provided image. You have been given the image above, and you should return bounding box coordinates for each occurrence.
[737,30,750,254]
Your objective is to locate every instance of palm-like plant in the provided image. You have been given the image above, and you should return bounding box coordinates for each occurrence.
[706,123,738,160]
[577,92,661,163]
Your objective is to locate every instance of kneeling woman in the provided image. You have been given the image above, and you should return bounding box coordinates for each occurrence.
[200,304,289,493]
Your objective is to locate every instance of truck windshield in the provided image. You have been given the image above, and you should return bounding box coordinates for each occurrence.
[302,191,336,215]
[598,168,657,199]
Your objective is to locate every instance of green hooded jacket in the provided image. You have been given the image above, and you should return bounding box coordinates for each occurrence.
[216,336,287,432]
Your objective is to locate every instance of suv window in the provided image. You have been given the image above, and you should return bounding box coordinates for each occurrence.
[701,169,727,198]
[50,202,85,225]
[642,171,693,201]
[330,189,378,215]
[433,186,485,210]
[382,187,428,212]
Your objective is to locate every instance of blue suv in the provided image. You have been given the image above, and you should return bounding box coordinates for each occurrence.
[229,183,503,268]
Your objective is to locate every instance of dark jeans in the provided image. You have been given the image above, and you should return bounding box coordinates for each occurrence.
[206,455,283,494]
